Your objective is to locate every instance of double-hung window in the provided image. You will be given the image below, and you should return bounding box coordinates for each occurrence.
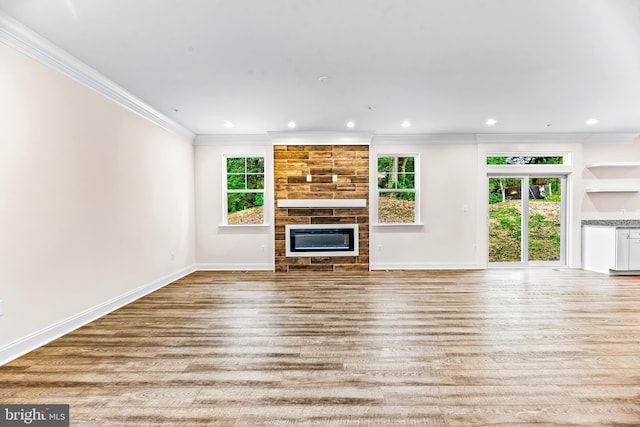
[377,155,418,224]
[224,156,265,225]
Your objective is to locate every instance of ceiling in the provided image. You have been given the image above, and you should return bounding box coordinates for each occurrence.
[1,0,640,136]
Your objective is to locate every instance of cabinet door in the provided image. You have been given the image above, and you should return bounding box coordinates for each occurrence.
[629,237,640,270]
[616,230,630,271]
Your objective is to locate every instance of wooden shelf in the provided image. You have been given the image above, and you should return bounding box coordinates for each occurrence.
[585,188,640,193]
[586,162,640,168]
[277,199,367,208]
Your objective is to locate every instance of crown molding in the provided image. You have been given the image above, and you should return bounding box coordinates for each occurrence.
[374,133,640,144]
[372,134,477,144]
[194,134,271,145]
[195,132,640,146]
[267,131,374,145]
[0,11,194,142]
[475,133,639,144]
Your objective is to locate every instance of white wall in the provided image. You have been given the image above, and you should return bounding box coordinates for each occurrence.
[192,137,639,271]
[370,142,479,269]
[194,138,274,270]
[0,43,195,360]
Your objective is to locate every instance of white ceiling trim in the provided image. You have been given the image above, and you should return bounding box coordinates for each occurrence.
[195,134,270,145]
[267,131,374,145]
[475,133,639,144]
[195,132,639,146]
[0,10,195,142]
[372,134,477,144]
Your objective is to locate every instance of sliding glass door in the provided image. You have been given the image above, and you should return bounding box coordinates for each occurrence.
[488,175,565,266]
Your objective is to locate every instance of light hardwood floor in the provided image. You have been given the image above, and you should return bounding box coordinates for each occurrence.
[2,269,640,426]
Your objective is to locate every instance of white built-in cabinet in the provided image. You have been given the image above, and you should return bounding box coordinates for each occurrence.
[583,225,640,274]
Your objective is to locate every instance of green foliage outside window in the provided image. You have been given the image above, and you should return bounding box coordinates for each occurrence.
[377,156,415,200]
[226,157,265,224]
[377,155,417,223]
[486,156,563,165]
[227,193,264,214]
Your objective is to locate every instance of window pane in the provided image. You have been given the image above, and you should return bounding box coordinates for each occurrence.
[378,171,391,189]
[227,174,246,190]
[247,174,264,190]
[227,192,264,225]
[226,157,246,173]
[377,156,415,189]
[378,157,394,173]
[399,157,415,172]
[397,173,415,189]
[486,156,563,165]
[378,192,415,224]
[246,157,264,173]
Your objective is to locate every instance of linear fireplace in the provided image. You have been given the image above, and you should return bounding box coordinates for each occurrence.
[286,224,359,257]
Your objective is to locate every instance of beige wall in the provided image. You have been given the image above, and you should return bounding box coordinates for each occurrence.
[370,142,479,269]
[194,138,639,272]
[194,141,274,269]
[0,44,195,350]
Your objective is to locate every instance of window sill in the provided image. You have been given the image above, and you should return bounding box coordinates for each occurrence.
[373,223,425,229]
[219,224,271,230]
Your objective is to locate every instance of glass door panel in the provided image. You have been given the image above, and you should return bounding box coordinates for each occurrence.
[488,177,523,263]
[527,177,562,263]
[489,175,565,266]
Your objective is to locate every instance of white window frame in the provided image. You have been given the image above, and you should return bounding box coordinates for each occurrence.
[376,153,420,225]
[487,173,567,267]
[222,154,266,226]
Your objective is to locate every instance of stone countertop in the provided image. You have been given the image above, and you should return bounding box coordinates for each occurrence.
[582,220,640,228]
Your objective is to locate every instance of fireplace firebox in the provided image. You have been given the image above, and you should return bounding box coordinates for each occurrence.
[285,224,359,257]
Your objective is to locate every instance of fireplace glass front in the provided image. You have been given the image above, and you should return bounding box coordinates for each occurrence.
[286,225,358,257]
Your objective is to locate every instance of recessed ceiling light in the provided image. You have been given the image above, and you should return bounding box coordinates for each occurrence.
[401,120,411,128]
[288,121,296,129]
[346,121,355,128]
[485,118,497,126]
[223,121,234,129]
[585,118,599,126]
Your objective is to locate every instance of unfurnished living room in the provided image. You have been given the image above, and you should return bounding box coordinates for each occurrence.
[1,1,640,426]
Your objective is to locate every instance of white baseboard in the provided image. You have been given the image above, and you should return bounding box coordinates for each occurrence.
[371,262,480,270]
[197,263,275,271]
[0,264,197,366]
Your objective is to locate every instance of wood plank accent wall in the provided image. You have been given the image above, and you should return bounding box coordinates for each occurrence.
[274,145,369,272]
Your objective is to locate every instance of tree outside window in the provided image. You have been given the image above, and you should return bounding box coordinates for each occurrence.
[377,155,417,224]
[225,156,265,225]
